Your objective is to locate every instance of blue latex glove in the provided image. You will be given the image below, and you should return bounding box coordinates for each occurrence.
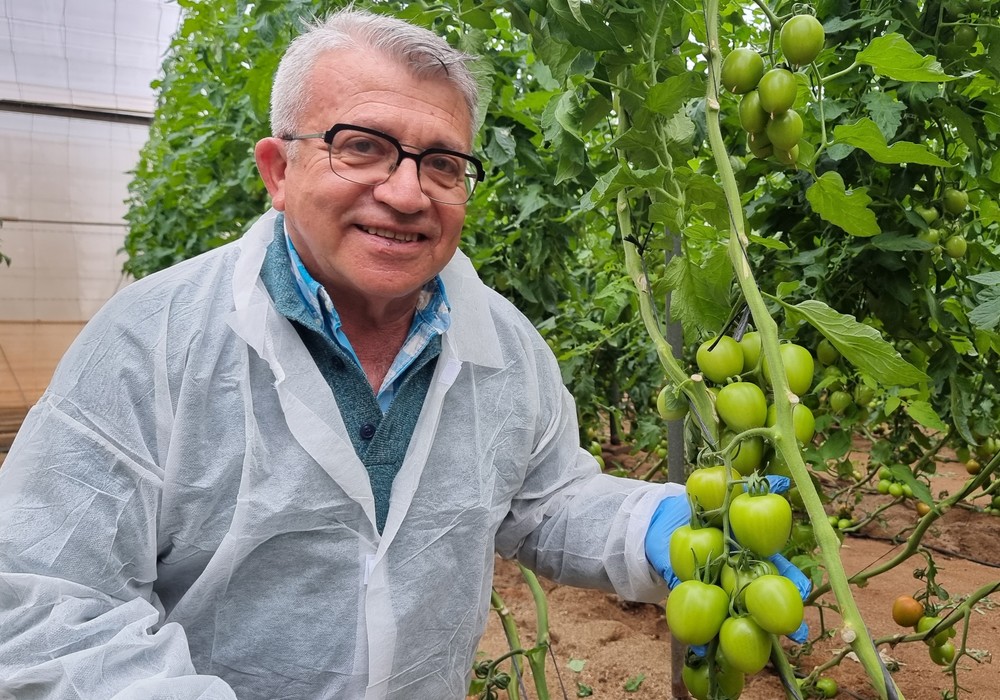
[645,474,811,644]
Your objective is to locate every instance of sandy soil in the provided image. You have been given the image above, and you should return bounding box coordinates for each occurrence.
[476,446,1000,700]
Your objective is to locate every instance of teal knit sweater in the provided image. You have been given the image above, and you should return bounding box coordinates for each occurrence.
[258,218,439,533]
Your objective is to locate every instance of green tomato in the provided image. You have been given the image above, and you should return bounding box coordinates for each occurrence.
[686,465,738,515]
[944,235,967,259]
[915,205,939,225]
[720,559,779,604]
[719,616,772,674]
[766,403,816,444]
[717,382,768,431]
[747,130,773,159]
[888,482,903,498]
[789,521,815,551]
[930,640,956,666]
[916,616,952,647]
[953,25,978,48]
[942,187,968,215]
[853,384,876,406]
[726,432,766,476]
[744,574,804,635]
[657,385,689,421]
[757,68,797,114]
[773,144,800,167]
[721,48,765,94]
[829,390,853,414]
[877,479,891,494]
[738,331,762,370]
[738,91,769,134]
[668,524,726,582]
[697,336,745,384]
[815,676,839,698]
[816,339,839,366]
[780,14,825,66]
[666,580,730,645]
[763,343,815,396]
[681,661,746,700]
[766,109,803,152]
[729,492,792,557]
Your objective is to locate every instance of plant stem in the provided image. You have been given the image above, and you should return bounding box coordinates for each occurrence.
[490,589,525,700]
[519,564,552,700]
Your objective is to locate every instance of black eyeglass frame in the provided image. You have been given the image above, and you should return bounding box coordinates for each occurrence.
[281,123,486,204]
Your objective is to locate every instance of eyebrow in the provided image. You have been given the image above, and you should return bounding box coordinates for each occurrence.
[351,121,469,154]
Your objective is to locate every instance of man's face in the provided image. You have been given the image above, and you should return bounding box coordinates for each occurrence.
[259,48,473,313]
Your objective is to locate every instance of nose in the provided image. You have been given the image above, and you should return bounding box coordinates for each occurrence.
[372,157,429,213]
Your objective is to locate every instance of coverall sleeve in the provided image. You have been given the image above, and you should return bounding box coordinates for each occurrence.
[493,329,684,604]
[0,318,236,699]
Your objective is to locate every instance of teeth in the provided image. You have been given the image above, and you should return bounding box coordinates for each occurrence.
[362,226,419,242]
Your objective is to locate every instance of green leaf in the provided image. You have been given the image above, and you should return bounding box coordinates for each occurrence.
[888,465,934,505]
[969,288,1000,331]
[905,400,948,432]
[860,91,905,140]
[805,171,881,237]
[980,198,1000,228]
[856,34,957,83]
[777,299,929,385]
[646,73,704,119]
[567,0,588,27]
[624,674,646,692]
[664,246,732,336]
[568,658,587,673]
[832,119,952,166]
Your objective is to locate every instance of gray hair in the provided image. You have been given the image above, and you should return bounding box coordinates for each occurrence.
[270,7,481,149]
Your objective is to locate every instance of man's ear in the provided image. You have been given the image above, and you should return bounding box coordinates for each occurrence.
[255,137,289,211]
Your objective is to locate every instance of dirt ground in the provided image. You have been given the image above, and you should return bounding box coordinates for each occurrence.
[476,444,1000,700]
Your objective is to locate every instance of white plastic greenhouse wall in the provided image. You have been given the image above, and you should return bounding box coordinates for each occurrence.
[0,0,181,419]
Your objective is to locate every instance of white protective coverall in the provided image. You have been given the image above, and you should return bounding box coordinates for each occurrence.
[0,209,682,700]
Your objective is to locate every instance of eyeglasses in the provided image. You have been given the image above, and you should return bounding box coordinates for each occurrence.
[282,123,485,205]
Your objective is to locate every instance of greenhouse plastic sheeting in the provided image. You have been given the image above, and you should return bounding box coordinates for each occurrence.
[0,0,181,411]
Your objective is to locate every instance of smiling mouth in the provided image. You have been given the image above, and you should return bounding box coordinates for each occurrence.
[360,225,422,243]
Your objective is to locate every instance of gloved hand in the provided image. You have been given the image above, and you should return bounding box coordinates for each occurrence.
[644,474,811,644]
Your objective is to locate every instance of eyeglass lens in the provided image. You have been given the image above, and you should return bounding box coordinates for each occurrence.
[328,128,477,204]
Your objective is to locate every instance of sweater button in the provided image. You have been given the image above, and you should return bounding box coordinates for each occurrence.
[360,422,377,440]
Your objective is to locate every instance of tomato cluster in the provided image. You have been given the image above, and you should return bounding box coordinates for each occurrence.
[694,333,818,478]
[721,13,824,167]
[662,333,821,698]
[912,185,971,261]
[890,595,958,667]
